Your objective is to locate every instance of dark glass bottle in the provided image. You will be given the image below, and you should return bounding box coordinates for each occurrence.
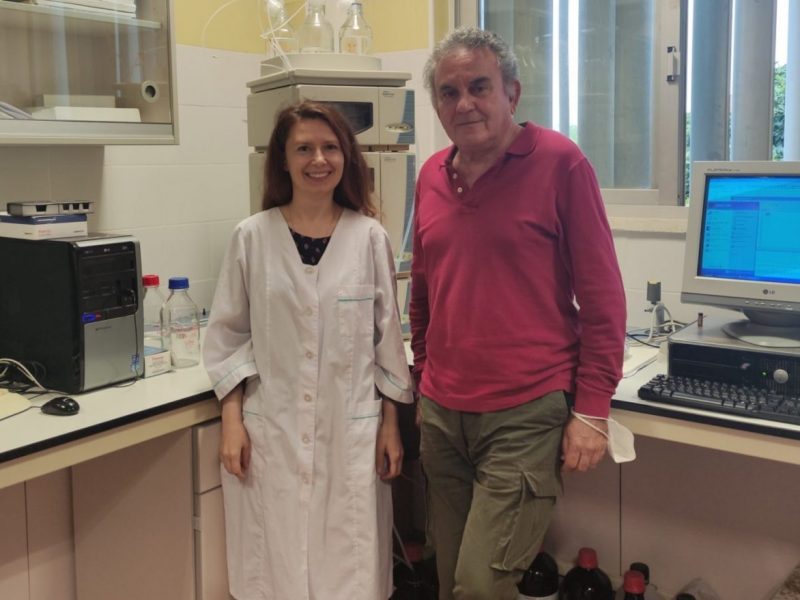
[620,570,646,600]
[559,547,613,600]
[674,595,696,600]
[518,551,559,599]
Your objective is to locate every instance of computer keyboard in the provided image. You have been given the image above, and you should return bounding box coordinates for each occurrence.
[638,374,800,426]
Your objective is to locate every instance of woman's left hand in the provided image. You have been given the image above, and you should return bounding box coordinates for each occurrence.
[376,398,404,480]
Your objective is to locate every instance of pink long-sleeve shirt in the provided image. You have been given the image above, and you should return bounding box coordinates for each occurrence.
[410,122,626,418]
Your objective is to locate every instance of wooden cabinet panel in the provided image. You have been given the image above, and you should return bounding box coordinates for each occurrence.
[0,483,29,600]
[72,430,194,600]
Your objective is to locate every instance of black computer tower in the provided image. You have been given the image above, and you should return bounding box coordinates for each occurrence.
[0,234,144,394]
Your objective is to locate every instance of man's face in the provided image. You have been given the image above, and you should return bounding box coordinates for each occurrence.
[433,46,520,155]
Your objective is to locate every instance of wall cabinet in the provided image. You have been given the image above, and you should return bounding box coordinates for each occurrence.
[0,0,177,144]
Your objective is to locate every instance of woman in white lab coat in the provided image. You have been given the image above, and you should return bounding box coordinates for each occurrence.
[203,100,413,600]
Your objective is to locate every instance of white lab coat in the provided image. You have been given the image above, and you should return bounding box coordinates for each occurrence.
[203,207,413,600]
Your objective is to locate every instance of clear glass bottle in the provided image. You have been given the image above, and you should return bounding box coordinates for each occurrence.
[161,276,200,368]
[142,274,166,352]
[264,0,298,56]
[339,1,373,55]
[298,0,334,53]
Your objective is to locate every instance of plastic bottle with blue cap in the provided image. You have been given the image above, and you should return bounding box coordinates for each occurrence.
[162,276,200,368]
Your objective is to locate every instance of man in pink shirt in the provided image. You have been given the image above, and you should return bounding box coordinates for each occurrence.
[410,27,626,600]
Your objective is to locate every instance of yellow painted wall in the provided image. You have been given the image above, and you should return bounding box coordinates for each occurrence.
[175,0,431,54]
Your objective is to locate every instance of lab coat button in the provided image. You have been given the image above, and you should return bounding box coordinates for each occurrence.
[304,393,312,402]
[305,351,314,359]
[305,307,313,316]
[302,434,310,444]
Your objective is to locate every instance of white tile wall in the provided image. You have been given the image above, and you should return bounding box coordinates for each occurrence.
[612,230,743,329]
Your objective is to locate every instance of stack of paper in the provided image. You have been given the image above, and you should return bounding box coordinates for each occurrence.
[0,212,88,240]
[35,0,137,16]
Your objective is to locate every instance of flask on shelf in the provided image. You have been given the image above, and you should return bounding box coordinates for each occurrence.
[142,274,165,351]
[338,1,372,55]
[619,570,646,600]
[264,0,298,55]
[518,550,559,599]
[162,276,201,368]
[559,547,613,600]
[297,0,334,53]
[615,563,665,600]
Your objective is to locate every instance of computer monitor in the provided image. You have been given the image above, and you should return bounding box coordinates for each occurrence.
[682,161,800,348]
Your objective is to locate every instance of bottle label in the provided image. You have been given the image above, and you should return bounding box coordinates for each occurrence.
[341,36,367,55]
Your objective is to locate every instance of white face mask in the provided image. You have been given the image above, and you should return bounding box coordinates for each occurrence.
[572,410,637,463]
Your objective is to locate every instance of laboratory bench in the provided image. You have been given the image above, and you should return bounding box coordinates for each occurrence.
[1,355,799,599]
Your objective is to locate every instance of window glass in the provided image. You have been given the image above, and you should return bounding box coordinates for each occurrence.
[472,0,797,207]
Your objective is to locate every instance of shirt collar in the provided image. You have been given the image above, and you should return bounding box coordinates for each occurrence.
[439,121,539,170]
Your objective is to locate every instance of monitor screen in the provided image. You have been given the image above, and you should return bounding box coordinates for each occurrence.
[683,161,800,347]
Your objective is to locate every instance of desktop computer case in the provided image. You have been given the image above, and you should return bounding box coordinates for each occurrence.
[0,235,144,394]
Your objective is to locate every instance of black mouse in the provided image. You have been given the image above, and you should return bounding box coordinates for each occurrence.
[41,396,80,416]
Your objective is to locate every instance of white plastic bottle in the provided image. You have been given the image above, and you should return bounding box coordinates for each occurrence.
[162,276,201,368]
[298,0,334,53]
[142,274,166,352]
[339,1,372,55]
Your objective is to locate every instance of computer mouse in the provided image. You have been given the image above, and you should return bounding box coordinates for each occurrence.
[41,396,81,416]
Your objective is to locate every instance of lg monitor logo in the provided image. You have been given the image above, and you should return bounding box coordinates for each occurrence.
[763,289,776,295]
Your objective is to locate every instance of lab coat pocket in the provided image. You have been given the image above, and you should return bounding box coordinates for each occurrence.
[489,471,558,572]
[337,284,375,339]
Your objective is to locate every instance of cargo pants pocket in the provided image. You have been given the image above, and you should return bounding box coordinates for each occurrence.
[489,470,559,572]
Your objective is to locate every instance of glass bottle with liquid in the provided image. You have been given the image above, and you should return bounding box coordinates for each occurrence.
[162,276,201,368]
[298,0,334,53]
[559,547,613,600]
[339,1,373,55]
[518,551,559,599]
[264,0,297,55]
[142,274,165,352]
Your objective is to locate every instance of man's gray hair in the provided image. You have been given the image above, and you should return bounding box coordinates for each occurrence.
[423,27,519,104]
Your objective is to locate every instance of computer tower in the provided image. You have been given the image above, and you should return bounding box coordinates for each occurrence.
[0,234,144,394]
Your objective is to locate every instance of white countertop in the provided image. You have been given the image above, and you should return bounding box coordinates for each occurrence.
[2,345,799,492]
[0,363,218,489]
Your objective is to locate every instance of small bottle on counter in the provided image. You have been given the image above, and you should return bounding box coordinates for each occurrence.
[162,276,200,368]
[142,274,166,351]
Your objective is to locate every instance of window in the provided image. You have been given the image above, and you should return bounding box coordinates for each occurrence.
[456,0,797,207]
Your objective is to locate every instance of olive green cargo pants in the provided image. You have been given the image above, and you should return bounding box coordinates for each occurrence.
[419,391,568,600]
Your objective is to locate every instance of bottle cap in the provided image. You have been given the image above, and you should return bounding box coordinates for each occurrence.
[142,274,160,287]
[629,562,650,583]
[576,547,598,569]
[168,276,190,290]
[623,570,646,593]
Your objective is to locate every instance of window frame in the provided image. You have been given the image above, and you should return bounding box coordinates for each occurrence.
[454,0,685,214]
